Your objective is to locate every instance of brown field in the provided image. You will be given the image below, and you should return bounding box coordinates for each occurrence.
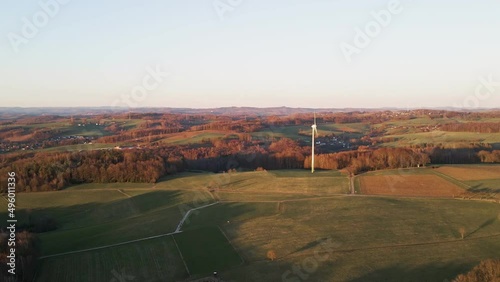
[359,175,465,197]
[435,166,500,181]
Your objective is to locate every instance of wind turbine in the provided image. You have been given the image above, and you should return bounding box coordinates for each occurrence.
[311,113,318,173]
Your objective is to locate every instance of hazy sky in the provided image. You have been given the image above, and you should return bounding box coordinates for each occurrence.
[1,0,500,108]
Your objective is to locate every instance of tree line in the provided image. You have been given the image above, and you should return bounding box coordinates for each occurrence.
[1,137,499,193]
[304,147,430,174]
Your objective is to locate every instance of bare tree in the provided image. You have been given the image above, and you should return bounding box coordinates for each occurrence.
[459,227,466,239]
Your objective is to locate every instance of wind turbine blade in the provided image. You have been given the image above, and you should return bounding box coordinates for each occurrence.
[314,112,316,125]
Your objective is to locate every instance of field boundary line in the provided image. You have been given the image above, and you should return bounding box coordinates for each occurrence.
[219,195,346,204]
[172,235,191,277]
[275,232,500,261]
[219,193,499,204]
[431,169,472,189]
[349,175,355,194]
[116,189,132,198]
[217,225,245,266]
[39,231,179,259]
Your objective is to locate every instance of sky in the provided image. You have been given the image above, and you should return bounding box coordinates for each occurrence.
[1,0,500,109]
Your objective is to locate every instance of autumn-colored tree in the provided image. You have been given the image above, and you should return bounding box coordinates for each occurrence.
[459,227,466,239]
[267,250,277,261]
[453,259,500,282]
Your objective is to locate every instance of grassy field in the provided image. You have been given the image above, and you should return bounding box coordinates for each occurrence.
[434,165,500,199]
[436,166,500,181]
[357,165,500,200]
[40,143,118,152]
[359,174,465,197]
[158,130,228,145]
[1,168,499,281]
[173,226,243,275]
[36,236,187,282]
[156,170,350,199]
[381,131,500,147]
[185,196,500,282]
[251,122,367,141]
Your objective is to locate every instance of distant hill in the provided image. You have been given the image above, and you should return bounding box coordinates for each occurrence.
[1,106,499,117]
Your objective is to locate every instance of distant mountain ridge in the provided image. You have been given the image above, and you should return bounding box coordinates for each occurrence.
[0,106,498,117]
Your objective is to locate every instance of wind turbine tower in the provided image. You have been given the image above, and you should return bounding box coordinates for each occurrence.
[311,113,318,173]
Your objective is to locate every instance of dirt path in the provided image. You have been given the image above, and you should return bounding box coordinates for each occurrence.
[350,175,355,194]
[175,202,219,233]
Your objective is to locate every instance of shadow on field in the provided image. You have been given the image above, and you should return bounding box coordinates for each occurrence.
[348,262,471,282]
[0,189,188,251]
[182,202,264,231]
[291,238,330,254]
[466,217,498,238]
[469,184,500,194]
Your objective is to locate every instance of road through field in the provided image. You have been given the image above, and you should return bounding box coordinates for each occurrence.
[175,202,219,232]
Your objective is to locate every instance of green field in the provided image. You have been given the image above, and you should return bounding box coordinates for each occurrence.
[36,236,187,282]
[251,122,368,141]
[173,226,243,275]
[159,131,227,145]
[212,197,500,281]
[381,131,500,147]
[1,168,499,281]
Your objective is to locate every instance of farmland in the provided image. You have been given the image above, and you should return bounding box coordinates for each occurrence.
[358,174,465,197]
[436,166,500,181]
[1,166,499,281]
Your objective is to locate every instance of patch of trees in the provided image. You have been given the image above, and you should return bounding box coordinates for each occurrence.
[304,147,430,174]
[440,122,500,133]
[0,150,165,192]
[428,147,481,164]
[0,127,26,139]
[0,138,309,192]
[477,150,500,163]
[307,145,499,174]
[453,259,500,282]
[98,128,182,143]
[190,121,263,132]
